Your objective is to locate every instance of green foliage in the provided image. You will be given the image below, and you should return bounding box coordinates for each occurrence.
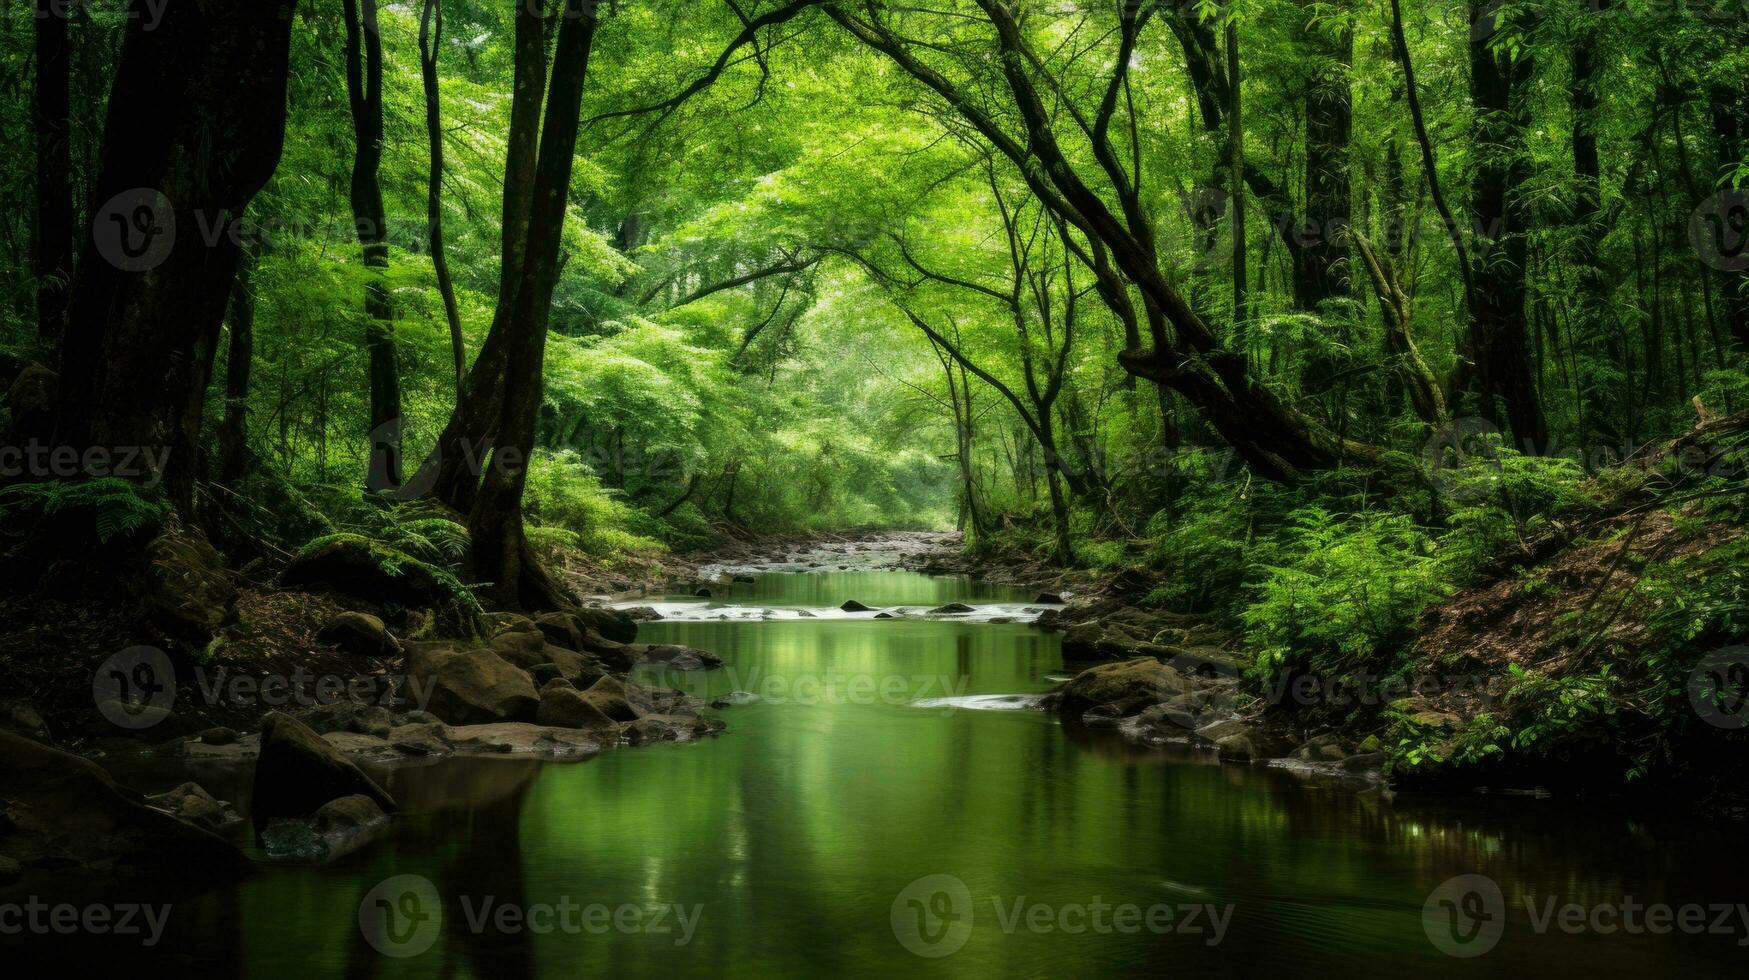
[1436,443,1589,581]
[0,479,167,544]
[521,451,666,560]
[1242,506,1448,679]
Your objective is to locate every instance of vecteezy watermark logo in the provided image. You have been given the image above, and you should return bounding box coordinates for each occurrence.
[359,875,443,958]
[1424,873,1749,954]
[358,876,703,956]
[0,898,172,946]
[891,874,974,958]
[92,645,177,730]
[890,875,1233,957]
[1688,646,1749,730]
[1423,416,1504,505]
[368,416,439,500]
[0,441,172,487]
[1423,874,1506,957]
[92,188,175,273]
[91,645,436,730]
[1690,189,1749,272]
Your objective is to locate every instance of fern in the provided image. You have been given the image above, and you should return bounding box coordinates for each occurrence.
[0,478,167,544]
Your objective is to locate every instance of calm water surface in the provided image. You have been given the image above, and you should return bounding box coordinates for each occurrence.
[28,570,1749,976]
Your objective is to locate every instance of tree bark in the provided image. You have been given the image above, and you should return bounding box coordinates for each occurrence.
[1351,230,1445,425]
[1466,1,1548,450]
[54,0,299,512]
[34,0,73,341]
[1296,4,1353,310]
[1710,83,1749,352]
[421,0,467,406]
[419,2,549,513]
[344,0,402,492]
[469,0,599,611]
[218,251,257,485]
[1227,17,1248,342]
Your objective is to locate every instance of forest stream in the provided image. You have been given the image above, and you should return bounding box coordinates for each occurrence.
[22,563,1741,977]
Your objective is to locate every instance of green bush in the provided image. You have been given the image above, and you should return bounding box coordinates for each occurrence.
[1242,506,1448,679]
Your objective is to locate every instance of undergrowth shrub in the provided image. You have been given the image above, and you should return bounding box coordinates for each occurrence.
[1242,506,1447,680]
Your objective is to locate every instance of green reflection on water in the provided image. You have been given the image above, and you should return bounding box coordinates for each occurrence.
[37,572,1749,978]
[673,570,1032,608]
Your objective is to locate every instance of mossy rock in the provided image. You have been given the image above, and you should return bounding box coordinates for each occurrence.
[281,533,484,637]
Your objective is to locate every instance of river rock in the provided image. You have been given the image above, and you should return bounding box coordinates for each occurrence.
[840,600,873,612]
[1215,728,1295,762]
[317,611,401,657]
[146,519,237,645]
[575,605,640,644]
[1342,752,1388,774]
[408,645,540,725]
[622,714,725,745]
[296,701,395,739]
[1054,657,1199,718]
[0,731,248,876]
[251,712,396,830]
[147,781,242,831]
[485,611,542,638]
[930,603,975,614]
[536,683,619,730]
[0,699,51,742]
[579,675,643,722]
[634,643,723,671]
[282,534,484,636]
[488,629,599,682]
[191,726,238,745]
[534,611,586,650]
[1294,734,1350,763]
[1193,717,1250,743]
[309,794,391,860]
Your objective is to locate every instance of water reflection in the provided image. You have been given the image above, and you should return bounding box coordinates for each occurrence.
[16,572,1747,976]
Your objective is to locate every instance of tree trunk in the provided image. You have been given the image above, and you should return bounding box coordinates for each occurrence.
[218,251,256,485]
[1710,84,1749,352]
[1296,4,1353,311]
[420,3,549,513]
[468,0,598,611]
[835,3,1375,483]
[344,0,402,492]
[54,0,299,512]
[1227,18,1248,344]
[1467,2,1548,450]
[1570,10,1621,443]
[34,0,72,341]
[1352,230,1445,425]
[421,0,467,406]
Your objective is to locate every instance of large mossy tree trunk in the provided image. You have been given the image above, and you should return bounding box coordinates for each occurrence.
[468,0,599,611]
[53,0,299,512]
